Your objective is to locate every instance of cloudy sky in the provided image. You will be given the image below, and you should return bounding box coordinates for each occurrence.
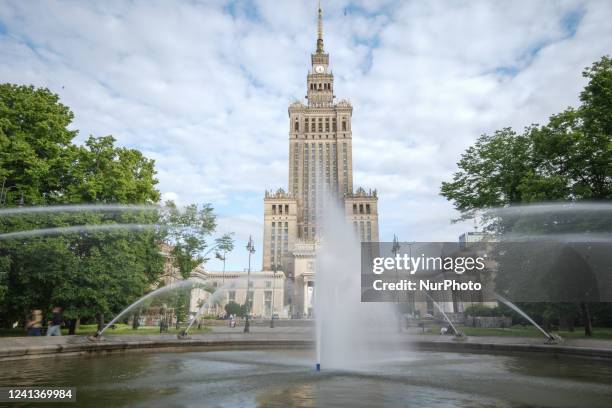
[1,0,610,270]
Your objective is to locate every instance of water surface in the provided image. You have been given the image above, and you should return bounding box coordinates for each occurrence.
[1,349,611,407]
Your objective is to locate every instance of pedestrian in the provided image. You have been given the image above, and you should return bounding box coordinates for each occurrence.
[46,306,63,336]
[26,309,43,336]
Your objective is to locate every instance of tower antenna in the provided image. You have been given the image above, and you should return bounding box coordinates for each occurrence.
[317,0,324,53]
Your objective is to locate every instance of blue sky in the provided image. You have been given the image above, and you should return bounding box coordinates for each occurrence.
[0,0,610,271]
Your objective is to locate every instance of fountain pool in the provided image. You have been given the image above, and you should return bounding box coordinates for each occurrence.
[1,349,611,407]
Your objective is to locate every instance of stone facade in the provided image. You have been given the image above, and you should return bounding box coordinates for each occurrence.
[262,5,379,318]
[189,270,286,319]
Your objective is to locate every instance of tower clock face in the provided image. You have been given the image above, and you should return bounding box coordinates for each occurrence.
[315,65,325,73]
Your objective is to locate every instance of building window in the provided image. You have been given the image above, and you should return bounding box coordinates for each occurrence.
[228,291,236,302]
[353,204,357,214]
[366,204,371,214]
[342,120,347,131]
[285,204,289,213]
[266,281,272,288]
[272,205,276,214]
[359,204,364,214]
[294,120,299,131]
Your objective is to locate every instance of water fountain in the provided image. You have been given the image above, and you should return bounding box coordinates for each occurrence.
[1,203,610,406]
[0,223,159,240]
[315,198,406,371]
[426,293,464,338]
[90,279,201,340]
[178,278,241,338]
[494,293,560,343]
[483,202,612,344]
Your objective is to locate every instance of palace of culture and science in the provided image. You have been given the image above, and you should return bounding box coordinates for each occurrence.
[262,4,379,317]
[189,5,490,321]
[190,4,379,320]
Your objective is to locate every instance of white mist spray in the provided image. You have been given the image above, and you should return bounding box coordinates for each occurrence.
[314,194,407,370]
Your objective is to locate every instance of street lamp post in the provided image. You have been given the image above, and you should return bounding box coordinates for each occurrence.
[406,241,415,312]
[391,235,402,333]
[270,264,277,328]
[244,236,255,333]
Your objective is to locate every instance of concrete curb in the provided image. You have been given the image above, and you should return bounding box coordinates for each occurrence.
[0,335,312,361]
[409,339,612,359]
[2,334,612,361]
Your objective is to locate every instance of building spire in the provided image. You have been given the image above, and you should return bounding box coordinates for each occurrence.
[316,0,324,53]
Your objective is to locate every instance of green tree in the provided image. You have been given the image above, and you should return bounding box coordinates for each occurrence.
[225,301,242,317]
[0,84,164,330]
[160,201,234,279]
[0,84,235,333]
[64,136,160,204]
[224,300,248,318]
[441,56,611,212]
[440,56,612,336]
[0,84,76,206]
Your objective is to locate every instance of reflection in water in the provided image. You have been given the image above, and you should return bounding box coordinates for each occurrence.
[1,350,611,408]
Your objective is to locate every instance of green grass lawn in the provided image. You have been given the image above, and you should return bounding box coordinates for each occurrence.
[0,323,211,337]
[420,324,612,340]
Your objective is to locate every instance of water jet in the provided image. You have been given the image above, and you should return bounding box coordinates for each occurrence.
[426,293,464,338]
[495,293,560,343]
[97,280,201,338]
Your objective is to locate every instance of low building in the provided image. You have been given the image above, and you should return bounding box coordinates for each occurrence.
[189,270,286,319]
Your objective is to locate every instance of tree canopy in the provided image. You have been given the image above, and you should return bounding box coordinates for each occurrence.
[441,56,611,214]
[439,56,612,335]
[0,84,232,329]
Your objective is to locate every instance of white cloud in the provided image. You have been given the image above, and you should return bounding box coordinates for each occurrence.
[1,0,610,269]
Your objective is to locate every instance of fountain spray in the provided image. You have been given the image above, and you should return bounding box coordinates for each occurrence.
[314,190,406,371]
[495,293,560,344]
[89,279,200,341]
[426,293,464,339]
[178,278,245,339]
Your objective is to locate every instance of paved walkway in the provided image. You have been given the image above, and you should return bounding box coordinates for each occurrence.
[1,326,611,361]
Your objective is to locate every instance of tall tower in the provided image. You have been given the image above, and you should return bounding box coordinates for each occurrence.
[262,2,379,317]
[288,2,354,241]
